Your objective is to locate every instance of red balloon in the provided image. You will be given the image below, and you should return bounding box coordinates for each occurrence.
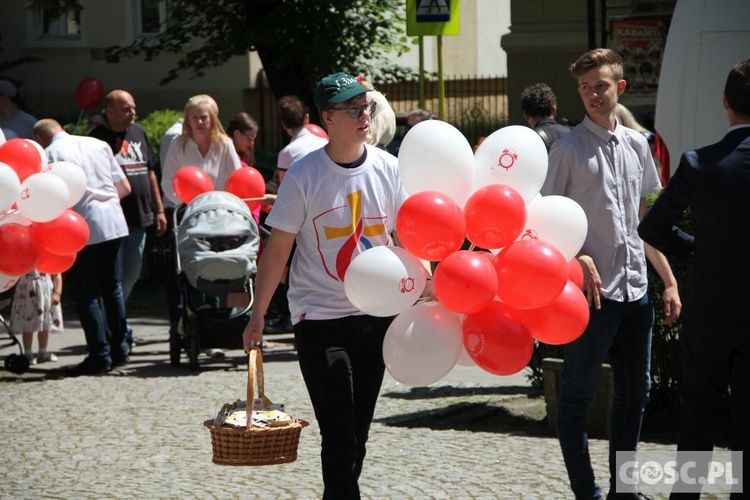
[0,223,39,276]
[520,280,590,345]
[76,77,105,110]
[462,301,534,376]
[433,250,498,314]
[493,239,568,309]
[307,124,329,140]
[35,248,76,274]
[464,184,526,249]
[225,166,266,210]
[30,209,90,255]
[396,190,466,261]
[173,166,214,204]
[0,139,44,183]
[568,257,584,289]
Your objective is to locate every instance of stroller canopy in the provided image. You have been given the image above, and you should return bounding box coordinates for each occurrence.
[177,191,259,295]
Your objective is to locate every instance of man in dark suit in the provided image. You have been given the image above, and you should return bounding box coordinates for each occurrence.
[638,59,750,499]
[520,82,571,152]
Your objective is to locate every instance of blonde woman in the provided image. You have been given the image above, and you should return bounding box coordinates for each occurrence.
[161,94,241,207]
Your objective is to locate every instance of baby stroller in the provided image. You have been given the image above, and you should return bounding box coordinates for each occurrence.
[170,191,260,370]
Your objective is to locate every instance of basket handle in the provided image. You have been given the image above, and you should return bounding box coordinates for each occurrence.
[246,347,265,429]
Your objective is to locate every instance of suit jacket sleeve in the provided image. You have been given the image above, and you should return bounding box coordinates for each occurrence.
[638,152,696,260]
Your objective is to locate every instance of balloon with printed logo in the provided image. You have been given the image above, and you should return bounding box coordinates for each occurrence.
[0,138,44,183]
[30,209,90,255]
[34,248,77,274]
[44,161,87,207]
[433,250,498,314]
[307,124,329,141]
[464,183,527,250]
[396,190,466,261]
[225,166,266,211]
[520,280,590,345]
[17,173,69,223]
[173,166,214,204]
[568,257,584,289]
[398,120,476,207]
[522,195,588,261]
[462,300,534,376]
[474,125,548,204]
[493,239,568,309]
[0,272,20,292]
[76,77,105,110]
[382,301,463,386]
[0,223,38,276]
[344,246,428,317]
[0,161,21,213]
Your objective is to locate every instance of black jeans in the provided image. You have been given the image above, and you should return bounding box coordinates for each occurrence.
[294,315,393,500]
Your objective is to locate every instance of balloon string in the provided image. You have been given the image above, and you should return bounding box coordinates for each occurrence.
[468,243,476,251]
[240,197,266,201]
[0,209,19,223]
[75,110,84,130]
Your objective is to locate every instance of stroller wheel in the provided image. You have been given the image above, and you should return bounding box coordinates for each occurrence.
[169,332,182,367]
[5,354,31,374]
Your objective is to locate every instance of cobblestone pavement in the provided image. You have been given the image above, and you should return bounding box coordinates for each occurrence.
[0,310,679,499]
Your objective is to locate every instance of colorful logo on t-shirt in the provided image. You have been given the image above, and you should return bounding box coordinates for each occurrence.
[116,139,148,176]
[313,190,387,281]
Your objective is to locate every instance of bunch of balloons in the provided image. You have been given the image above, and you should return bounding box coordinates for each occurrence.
[172,165,266,210]
[343,120,590,386]
[0,139,90,291]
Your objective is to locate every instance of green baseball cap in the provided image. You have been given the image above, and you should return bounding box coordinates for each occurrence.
[314,72,371,113]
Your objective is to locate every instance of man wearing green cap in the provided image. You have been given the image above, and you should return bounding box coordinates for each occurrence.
[243,72,409,498]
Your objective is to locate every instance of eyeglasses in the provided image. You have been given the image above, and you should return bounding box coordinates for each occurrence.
[243,132,256,141]
[325,101,377,119]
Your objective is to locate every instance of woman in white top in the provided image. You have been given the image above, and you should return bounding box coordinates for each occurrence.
[161,94,241,207]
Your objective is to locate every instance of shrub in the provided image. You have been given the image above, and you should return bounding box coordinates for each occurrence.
[137,108,183,168]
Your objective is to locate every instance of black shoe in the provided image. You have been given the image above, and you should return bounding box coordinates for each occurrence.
[65,357,112,377]
[112,354,130,367]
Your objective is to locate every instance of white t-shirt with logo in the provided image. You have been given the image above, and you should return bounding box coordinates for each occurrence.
[277,127,328,171]
[267,145,409,323]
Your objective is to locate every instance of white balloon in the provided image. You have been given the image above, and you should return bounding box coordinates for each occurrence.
[0,272,19,292]
[45,161,88,206]
[0,162,21,213]
[398,120,475,207]
[383,301,463,387]
[521,195,588,261]
[456,343,477,366]
[474,125,549,203]
[344,246,428,317]
[0,210,32,227]
[17,173,69,222]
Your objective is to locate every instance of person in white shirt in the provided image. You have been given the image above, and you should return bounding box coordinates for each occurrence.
[161,95,240,351]
[33,119,131,376]
[243,72,409,499]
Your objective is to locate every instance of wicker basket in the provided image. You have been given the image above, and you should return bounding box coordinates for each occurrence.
[204,347,308,466]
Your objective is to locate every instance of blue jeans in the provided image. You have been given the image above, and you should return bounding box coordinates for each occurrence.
[557,294,654,499]
[294,315,393,500]
[66,237,129,364]
[119,226,146,303]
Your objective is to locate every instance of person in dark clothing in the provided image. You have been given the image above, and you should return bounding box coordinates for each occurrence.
[638,59,750,500]
[521,82,571,152]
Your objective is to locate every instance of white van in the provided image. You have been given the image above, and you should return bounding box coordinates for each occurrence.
[654,0,750,177]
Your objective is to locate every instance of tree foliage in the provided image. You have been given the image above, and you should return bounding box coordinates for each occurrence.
[29,0,414,118]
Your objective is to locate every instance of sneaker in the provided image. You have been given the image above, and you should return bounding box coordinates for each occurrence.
[36,352,58,363]
[65,357,112,377]
[24,352,37,365]
[204,348,225,358]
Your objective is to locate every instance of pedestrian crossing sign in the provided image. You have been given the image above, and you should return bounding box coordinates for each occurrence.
[406,0,460,36]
